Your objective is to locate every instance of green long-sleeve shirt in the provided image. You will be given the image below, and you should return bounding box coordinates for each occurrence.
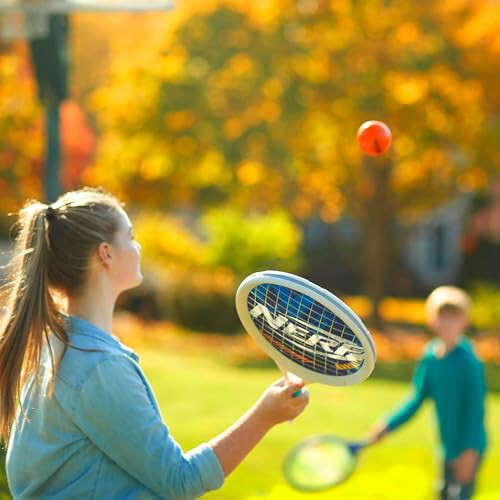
[384,336,487,460]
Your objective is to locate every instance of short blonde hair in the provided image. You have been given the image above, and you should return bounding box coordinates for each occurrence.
[425,286,471,323]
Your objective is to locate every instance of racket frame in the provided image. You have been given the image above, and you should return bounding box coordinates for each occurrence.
[283,434,362,491]
[236,270,376,386]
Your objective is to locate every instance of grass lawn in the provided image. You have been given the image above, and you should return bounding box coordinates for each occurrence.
[1,343,499,499]
[140,346,500,500]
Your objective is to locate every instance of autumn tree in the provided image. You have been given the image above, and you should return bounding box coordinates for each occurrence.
[89,0,498,325]
[0,41,44,229]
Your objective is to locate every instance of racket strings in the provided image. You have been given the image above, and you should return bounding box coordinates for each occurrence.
[284,436,357,490]
[257,284,362,349]
[248,284,365,376]
[256,284,362,348]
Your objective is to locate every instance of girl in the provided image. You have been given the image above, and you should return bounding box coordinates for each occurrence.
[0,187,309,499]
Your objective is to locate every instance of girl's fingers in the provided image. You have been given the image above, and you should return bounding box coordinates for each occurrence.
[273,377,287,387]
[284,379,305,396]
[292,386,309,401]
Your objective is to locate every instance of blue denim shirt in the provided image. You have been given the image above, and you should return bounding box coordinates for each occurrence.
[6,316,224,499]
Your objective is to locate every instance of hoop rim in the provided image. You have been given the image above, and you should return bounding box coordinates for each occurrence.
[0,0,173,13]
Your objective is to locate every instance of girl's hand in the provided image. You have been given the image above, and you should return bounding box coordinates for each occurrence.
[254,377,309,427]
[209,377,309,476]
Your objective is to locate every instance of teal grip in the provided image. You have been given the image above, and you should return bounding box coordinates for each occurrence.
[291,389,302,398]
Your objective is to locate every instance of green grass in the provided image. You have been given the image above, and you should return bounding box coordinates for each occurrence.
[2,347,499,499]
[0,448,7,500]
[139,347,500,500]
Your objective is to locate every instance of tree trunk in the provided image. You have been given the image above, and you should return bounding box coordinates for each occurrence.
[358,156,396,330]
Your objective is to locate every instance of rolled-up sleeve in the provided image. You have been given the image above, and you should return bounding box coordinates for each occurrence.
[71,355,224,499]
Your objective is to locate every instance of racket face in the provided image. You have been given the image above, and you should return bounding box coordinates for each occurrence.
[283,435,357,491]
[236,271,376,385]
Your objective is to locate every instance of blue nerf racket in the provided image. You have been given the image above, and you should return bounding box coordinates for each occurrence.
[283,434,368,491]
[235,271,376,388]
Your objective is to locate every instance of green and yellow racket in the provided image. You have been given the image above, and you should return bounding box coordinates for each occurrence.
[283,435,367,491]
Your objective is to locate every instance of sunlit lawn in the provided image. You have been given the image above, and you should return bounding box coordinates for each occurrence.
[140,345,500,500]
[1,339,498,499]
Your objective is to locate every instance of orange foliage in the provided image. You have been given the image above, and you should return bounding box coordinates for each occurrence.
[0,41,44,212]
[61,100,96,190]
[86,0,496,216]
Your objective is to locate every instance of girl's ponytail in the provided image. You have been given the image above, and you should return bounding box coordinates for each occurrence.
[0,202,64,442]
[0,187,123,442]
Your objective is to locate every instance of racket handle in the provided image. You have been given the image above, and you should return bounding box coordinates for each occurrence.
[276,364,305,399]
[288,391,300,424]
[348,440,368,455]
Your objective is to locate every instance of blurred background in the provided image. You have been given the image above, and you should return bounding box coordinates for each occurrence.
[0,0,499,498]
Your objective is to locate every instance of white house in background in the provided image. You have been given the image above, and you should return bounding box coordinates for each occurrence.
[405,194,473,289]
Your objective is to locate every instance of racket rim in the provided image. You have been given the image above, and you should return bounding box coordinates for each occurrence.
[286,432,364,452]
[283,433,359,491]
[235,270,376,386]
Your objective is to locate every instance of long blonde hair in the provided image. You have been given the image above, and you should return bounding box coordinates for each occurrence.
[0,187,123,441]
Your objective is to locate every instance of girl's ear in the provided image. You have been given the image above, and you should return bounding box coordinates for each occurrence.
[97,242,112,267]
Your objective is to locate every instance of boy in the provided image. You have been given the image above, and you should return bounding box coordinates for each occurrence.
[368,286,487,499]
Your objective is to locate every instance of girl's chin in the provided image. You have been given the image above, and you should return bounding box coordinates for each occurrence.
[122,274,143,292]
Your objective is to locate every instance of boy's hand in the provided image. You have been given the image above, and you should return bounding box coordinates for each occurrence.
[453,449,479,484]
[366,422,390,445]
[255,377,309,427]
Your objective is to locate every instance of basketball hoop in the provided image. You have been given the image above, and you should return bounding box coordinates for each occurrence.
[0,0,173,40]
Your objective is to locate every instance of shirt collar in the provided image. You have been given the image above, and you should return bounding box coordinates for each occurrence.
[66,315,139,362]
[432,335,470,359]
